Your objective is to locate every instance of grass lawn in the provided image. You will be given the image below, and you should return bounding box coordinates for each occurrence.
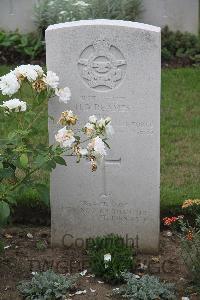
[161,68,200,209]
[0,66,199,211]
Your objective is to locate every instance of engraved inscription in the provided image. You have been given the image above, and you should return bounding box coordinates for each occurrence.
[115,120,154,135]
[80,95,126,102]
[78,39,127,91]
[79,201,149,224]
[75,102,132,112]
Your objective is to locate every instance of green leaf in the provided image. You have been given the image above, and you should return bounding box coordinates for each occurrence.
[35,184,49,206]
[34,154,48,167]
[0,201,10,223]
[36,90,47,103]
[0,167,15,180]
[20,153,29,169]
[24,111,36,123]
[54,156,67,166]
[20,35,28,47]
[6,194,17,205]
[41,160,56,171]
[0,139,10,146]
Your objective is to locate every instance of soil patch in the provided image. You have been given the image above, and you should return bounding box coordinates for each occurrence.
[0,226,199,300]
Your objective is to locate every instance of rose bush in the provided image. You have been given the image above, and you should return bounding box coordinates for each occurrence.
[0,64,113,224]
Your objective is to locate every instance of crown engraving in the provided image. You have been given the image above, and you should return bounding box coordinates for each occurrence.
[78,38,127,91]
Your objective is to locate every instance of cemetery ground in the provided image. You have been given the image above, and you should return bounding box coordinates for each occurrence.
[0,225,199,300]
[0,65,199,299]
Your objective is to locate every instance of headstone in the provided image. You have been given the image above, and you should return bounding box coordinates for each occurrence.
[141,0,199,35]
[46,20,161,253]
[0,0,38,33]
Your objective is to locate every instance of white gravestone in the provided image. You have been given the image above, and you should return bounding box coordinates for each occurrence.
[141,0,199,35]
[46,20,161,253]
[0,0,38,33]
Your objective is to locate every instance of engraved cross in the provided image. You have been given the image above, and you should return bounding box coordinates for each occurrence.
[100,157,121,199]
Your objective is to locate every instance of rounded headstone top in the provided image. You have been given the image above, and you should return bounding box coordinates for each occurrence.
[46,19,161,33]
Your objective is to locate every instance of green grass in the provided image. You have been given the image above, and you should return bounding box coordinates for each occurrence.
[0,66,199,210]
[161,68,200,209]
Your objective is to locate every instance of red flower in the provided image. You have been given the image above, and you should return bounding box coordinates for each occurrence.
[163,216,179,226]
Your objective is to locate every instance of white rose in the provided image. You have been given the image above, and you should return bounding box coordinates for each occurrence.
[67,110,74,117]
[55,127,75,148]
[79,148,88,156]
[89,115,97,123]
[33,65,44,77]
[97,118,106,129]
[0,72,20,96]
[105,117,111,123]
[56,87,71,104]
[104,253,112,262]
[105,123,114,137]
[104,253,112,268]
[14,65,38,82]
[44,71,59,89]
[1,98,26,112]
[93,136,106,156]
[104,253,111,268]
[85,122,95,129]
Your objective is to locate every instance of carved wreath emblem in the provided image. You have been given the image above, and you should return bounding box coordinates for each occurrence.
[78,39,126,91]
